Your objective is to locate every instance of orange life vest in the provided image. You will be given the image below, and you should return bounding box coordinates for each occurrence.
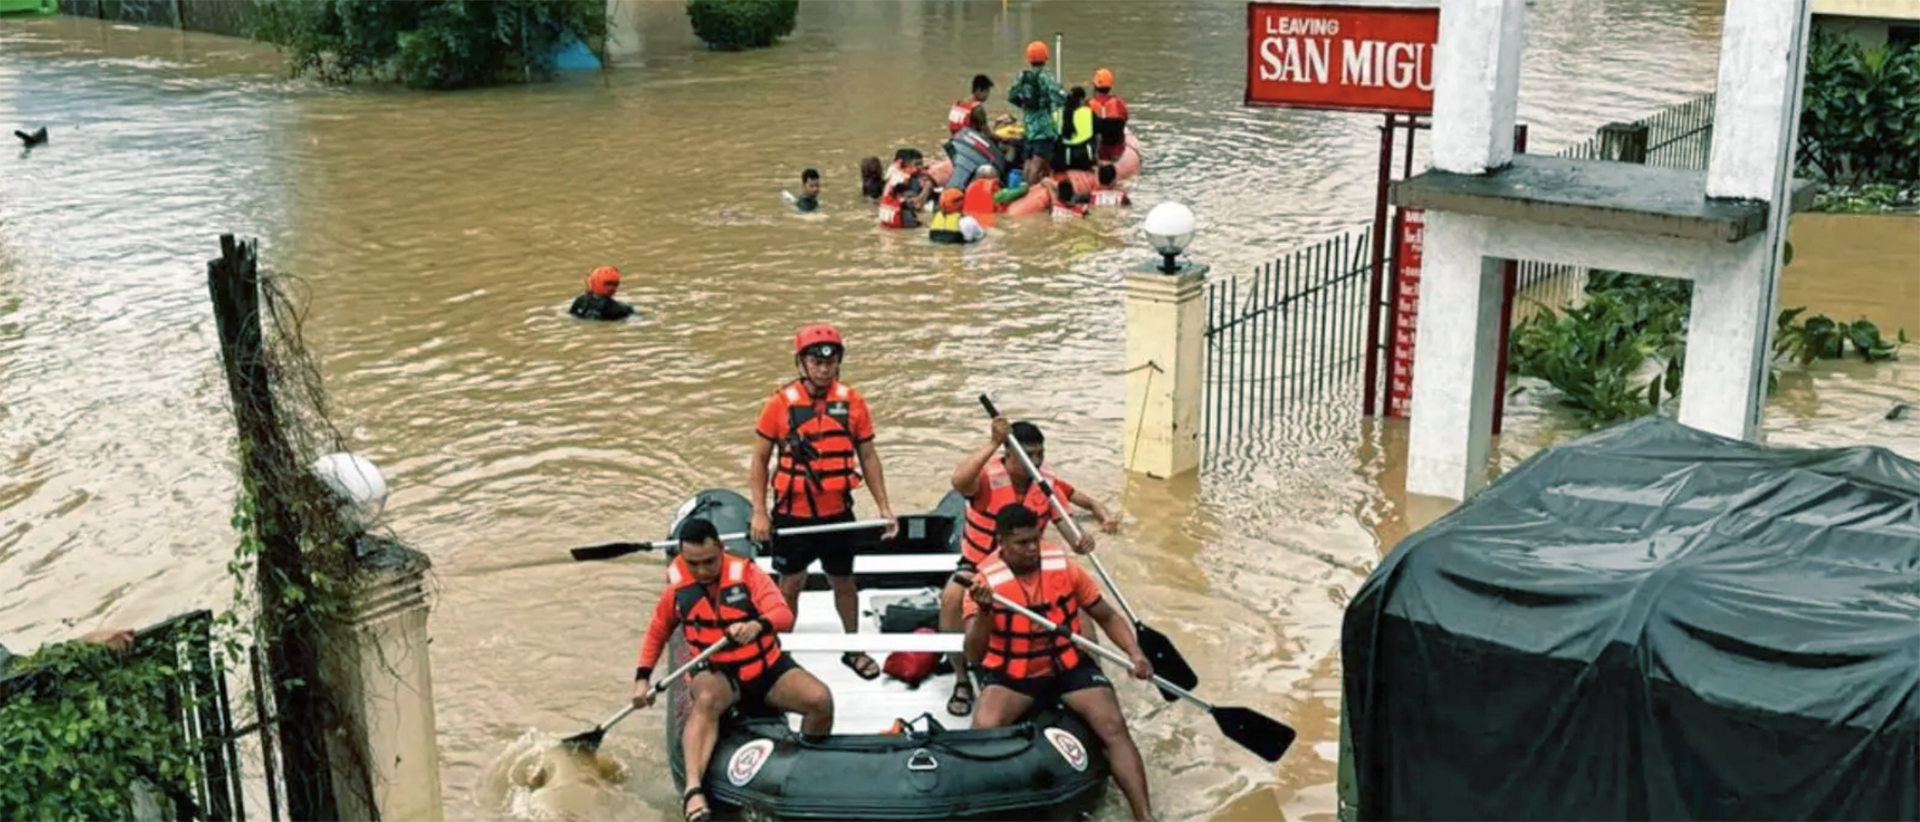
[961,457,1063,565]
[668,553,784,682]
[963,179,1000,227]
[977,545,1082,679]
[770,379,864,517]
[878,190,907,228]
[948,99,980,134]
[1051,202,1087,220]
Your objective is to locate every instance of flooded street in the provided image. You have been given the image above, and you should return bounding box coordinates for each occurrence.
[2,2,1913,819]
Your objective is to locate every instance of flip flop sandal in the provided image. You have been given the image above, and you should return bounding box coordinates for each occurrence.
[682,785,711,822]
[945,681,975,717]
[841,651,881,681]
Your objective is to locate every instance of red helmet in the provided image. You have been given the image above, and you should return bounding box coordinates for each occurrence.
[794,324,845,358]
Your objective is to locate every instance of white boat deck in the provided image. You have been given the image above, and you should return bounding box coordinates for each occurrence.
[781,585,976,735]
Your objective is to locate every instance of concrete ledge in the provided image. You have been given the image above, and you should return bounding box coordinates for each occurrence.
[1389,154,1817,242]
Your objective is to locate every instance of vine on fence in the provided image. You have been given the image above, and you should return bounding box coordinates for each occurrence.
[0,641,201,820]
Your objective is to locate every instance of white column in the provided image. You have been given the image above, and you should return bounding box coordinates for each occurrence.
[1685,0,1812,440]
[1123,267,1207,480]
[327,544,444,822]
[1430,0,1528,174]
[1406,213,1505,500]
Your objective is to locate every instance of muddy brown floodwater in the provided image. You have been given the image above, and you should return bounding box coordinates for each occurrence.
[3,2,1912,819]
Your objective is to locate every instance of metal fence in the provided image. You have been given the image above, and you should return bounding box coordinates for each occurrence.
[0,610,278,821]
[55,0,255,37]
[1204,229,1375,451]
[1516,92,1717,295]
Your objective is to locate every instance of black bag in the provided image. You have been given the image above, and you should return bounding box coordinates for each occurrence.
[872,590,941,633]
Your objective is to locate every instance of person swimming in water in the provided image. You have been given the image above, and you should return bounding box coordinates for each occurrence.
[569,266,634,322]
[791,168,821,213]
[859,157,886,200]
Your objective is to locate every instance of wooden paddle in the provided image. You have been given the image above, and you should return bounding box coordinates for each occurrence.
[569,518,891,562]
[988,592,1296,763]
[978,395,1200,701]
[561,639,731,752]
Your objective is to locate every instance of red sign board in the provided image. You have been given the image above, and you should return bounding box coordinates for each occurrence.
[1245,3,1439,114]
[1387,208,1424,419]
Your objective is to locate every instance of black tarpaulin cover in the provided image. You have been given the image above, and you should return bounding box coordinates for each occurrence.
[1343,418,1920,821]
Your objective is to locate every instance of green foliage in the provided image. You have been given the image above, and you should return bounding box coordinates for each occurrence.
[1775,307,1908,364]
[1811,182,1920,213]
[253,0,607,89]
[0,642,200,820]
[1799,30,1920,185]
[1507,272,1690,427]
[685,0,798,51]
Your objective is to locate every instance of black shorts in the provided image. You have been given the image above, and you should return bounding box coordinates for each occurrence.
[770,511,858,577]
[979,658,1111,704]
[1023,137,1060,167]
[698,654,800,713]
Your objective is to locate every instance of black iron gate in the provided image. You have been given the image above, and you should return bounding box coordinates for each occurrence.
[1204,228,1376,451]
[0,610,280,821]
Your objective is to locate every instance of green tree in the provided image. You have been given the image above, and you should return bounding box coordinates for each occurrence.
[686,0,799,51]
[1799,29,1920,184]
[253,0,607,90]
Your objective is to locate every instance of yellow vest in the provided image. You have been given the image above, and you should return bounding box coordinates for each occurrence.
[1063,107,1095,146]
[929,211,963,233]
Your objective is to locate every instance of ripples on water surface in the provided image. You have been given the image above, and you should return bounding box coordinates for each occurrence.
[4,2,1912,819]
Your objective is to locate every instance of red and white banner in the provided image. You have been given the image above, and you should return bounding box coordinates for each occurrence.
[1245,3,1439,114]
[1387,208,1424,419]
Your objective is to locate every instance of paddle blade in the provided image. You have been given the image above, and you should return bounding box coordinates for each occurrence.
[1137,624,1197,700]
[569,542,650,562]
[1212,706,1296,763]
[559,727,608,752]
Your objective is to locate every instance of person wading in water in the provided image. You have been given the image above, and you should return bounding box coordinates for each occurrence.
[749,324,898,681]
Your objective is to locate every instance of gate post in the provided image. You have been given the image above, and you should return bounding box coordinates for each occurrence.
[324,537,445,822]
[1123,264,1208,479]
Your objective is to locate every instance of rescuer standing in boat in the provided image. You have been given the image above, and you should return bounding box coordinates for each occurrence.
[632,518,834,822]
[964,505,1153,822]
[749,324,898,682]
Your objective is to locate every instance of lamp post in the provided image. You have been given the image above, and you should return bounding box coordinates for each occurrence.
[1141,202,1197,274]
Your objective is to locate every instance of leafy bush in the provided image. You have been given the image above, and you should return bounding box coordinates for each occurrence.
[253,0,607,90]
[1507,272,1690,426]
[0,641,200,819]
[1799,29,1920,184]
[686,0,798,51]
[1811,182,1920,213]
[1775,308,1908,363]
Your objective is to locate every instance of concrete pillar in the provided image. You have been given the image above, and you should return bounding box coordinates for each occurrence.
[1684,0,1812,441]
[1430,0,1528,174]
[326,539,443,822]
[604,0,645,63]
[1123,265,1207,480]
[1405,213,1505,500]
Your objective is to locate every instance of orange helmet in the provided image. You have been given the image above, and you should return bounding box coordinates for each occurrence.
[794,324,844,358]
[587,265,620,298]
[939,187,965,211]
[1092,68,1114,89]
[1025,41,1049,65]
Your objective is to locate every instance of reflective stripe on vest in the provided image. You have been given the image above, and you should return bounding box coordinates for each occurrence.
[669,554,783,681]
[960,458,1061,565]
[1091,190,1126,207]
[979,547,1080,678]
[948,99,979,134]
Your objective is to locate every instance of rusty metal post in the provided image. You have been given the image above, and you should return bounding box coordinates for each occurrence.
[1361,114,1397,417]
[1491,124,1527,436]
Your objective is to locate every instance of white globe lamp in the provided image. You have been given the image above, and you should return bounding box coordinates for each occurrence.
[313,452,388,526]
[1142,202,1197,274]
